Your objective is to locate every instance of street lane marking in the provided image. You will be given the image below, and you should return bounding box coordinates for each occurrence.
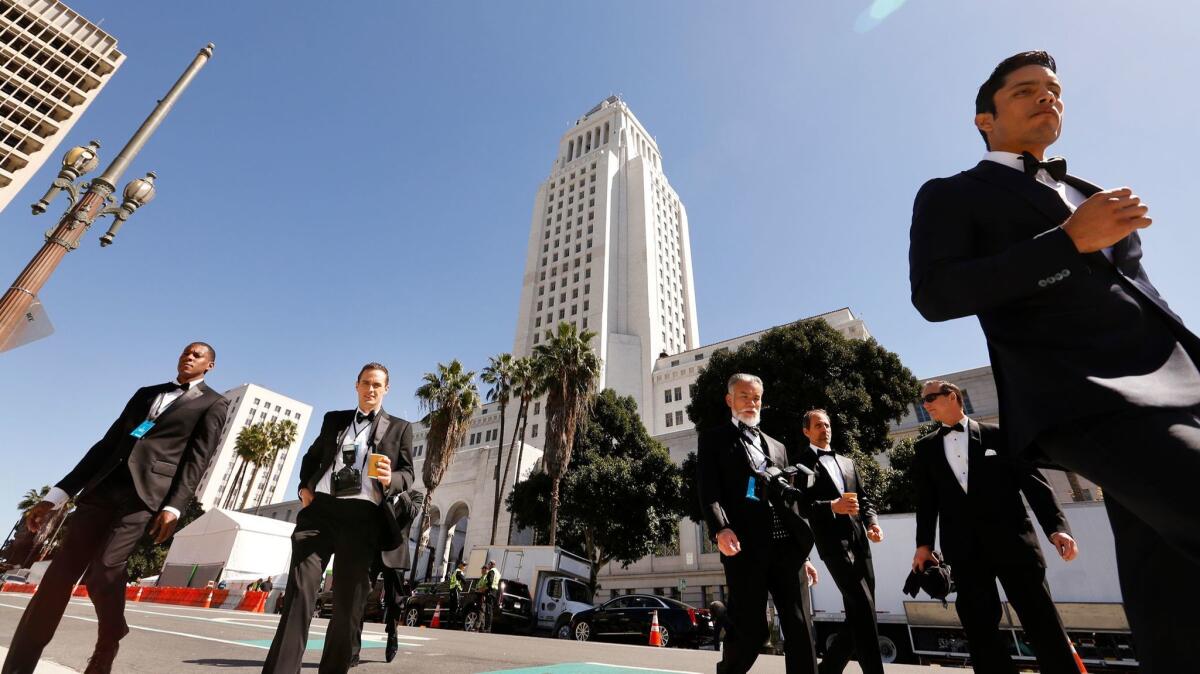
[587,664,704,674]
[476,665,704,674]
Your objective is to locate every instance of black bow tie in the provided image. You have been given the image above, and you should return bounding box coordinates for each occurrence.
[815,448,835,458]
[738,421,758,433]
[356,410,376,424]
[938,422,965,437]
[171,381,191,392]
[1020,151,1068,181]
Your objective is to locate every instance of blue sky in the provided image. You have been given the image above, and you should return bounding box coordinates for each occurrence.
[2,1,1196,516]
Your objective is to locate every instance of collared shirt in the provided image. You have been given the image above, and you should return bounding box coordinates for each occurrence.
[809,443,846,493]
[315,408,382,505]
[941,415,971,493]
[43,377,203,517]
[731,416,768,473]
[983,151,1113,262]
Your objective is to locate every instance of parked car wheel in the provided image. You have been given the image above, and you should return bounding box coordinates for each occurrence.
[554,615,573,639]
[404,607,421,628]
[658,624,671,648]
[462,608,483,633]
[313,600,325,619]
[879,635,899,663]
[573,620,592,642]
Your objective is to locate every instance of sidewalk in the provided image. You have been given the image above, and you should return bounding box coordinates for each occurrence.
[0,647,79,673]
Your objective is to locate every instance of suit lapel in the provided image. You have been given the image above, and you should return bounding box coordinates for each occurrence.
[153,382,208,424]
[834,454,854,494]
[966,419,983,495]
[968,161,1073,231]
[370,411,392,498]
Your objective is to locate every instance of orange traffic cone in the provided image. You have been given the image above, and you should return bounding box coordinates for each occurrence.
[430,600,442,629]
[1071,642,1088,673]
[649,610,663,647]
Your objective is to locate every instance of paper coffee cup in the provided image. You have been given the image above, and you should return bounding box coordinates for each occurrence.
[366,453,386,479]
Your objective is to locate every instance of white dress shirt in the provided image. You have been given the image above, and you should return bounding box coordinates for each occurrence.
[42,378,203,517]
[315,409,383,505]
[809,444,846,493]
[732,417,768,473]
[942,415,971,493]
[983,151,1113,262]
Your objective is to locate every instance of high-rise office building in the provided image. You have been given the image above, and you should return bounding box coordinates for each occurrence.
[193,384,312,513]
[513,96,699,420]
[0,0,124,213]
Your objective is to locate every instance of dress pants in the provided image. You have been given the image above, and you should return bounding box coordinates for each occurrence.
[262,494,379,674]
[817,548,882,674]
[718,536,817,674]
[951,561,1078,674]
[2,470,152,674]
[1039,406,1200,674]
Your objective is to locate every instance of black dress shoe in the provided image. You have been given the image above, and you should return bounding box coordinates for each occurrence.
[386,630,399,662]
[83,641,119,674]
[348,655,361,668]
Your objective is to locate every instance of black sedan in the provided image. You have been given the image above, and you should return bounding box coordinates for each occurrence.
[402,577,533,633]
[314,578,388,622]
[570,594,715,648]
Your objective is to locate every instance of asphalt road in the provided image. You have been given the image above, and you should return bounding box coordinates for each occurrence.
[0,594,943,673]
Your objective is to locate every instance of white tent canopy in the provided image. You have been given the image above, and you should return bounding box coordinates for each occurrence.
[162,508,295,585]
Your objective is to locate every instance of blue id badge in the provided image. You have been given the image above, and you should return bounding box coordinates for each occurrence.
[130,420,155,438]
[745,475,759,502]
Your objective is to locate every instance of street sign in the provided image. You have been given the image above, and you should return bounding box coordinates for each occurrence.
[677,577,687,593]
[0,297,53,353]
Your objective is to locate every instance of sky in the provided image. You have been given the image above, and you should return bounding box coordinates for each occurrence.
[2,1,1197,518]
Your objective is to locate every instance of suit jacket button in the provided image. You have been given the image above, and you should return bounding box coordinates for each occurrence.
[1038,280,1048,288]
[1062,269,1071,277]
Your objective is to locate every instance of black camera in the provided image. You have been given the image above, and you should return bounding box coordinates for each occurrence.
[332,446,362,496]
[763,463,817,505]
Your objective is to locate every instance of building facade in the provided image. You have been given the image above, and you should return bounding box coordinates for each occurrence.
[0,0,124,212]
[194,383,312,513]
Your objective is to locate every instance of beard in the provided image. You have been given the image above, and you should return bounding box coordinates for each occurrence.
[735,410,761,427]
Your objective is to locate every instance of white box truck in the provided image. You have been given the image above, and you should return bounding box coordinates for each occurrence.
[467,545,595,638]
[806,501,1135,669]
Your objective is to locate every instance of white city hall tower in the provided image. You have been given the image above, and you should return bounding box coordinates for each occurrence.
[513,96,699,420]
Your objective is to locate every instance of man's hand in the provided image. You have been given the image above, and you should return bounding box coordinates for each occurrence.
[1062,187,1151,253]
[25,502,55,533]
[299,487,314,508]
[866,524,884,543]
[804,561,819,587]
[147,510,179,545]
[375,456,392,489]
[715,528,741,557]
[912,545,937,573]
[831,497,859,516]
[1050,532,1079,561]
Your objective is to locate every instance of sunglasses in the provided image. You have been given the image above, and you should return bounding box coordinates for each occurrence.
[921,391,951,404]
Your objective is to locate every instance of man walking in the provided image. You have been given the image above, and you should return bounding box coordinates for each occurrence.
[794,410,884,674]
[3,342,229,674]
[909,50,1200,670]
[911,379,1079,673]
[262,362,413,674]
[697,373,819,674]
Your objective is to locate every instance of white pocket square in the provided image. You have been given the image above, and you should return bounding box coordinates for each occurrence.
[984,449,998,457]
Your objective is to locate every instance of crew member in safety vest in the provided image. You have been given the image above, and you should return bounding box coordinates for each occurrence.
[472,561,501,632]
[448,561,467,618]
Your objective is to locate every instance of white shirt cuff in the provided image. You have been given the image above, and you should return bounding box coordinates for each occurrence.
[162,506,181,518]
[43,487,71,510]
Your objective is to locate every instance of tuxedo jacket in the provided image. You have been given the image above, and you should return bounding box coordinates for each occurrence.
[913,419,1069,568]
[57,382,229,513]
[909,161,1200,456]
[697,422,814,556]
[792,446,878,562]
[297,409,414,550]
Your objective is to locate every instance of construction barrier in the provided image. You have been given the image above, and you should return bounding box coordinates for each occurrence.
[2,583,36,594]
[1,583,230,609]
[70,585,88,598]
[235,590,268,613]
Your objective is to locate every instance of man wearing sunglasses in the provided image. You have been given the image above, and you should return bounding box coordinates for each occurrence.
[911,380,1078,674]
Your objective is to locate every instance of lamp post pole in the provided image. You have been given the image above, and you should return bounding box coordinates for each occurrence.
[0,43,214,351]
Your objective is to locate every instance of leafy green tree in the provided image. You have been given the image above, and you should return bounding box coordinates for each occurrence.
[126,499,205,581]
[481,353,515,544]
[414,360,480,554]
[534,322,602,547]
[684,318,919,514]
[507,389,686,594]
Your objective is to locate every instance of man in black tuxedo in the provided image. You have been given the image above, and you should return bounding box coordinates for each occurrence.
[793,410,884,674]
[3,342,229,674]
[262,362,414,674]
[698,373,820,674]
[911,380,1079,673]
[909,50,1200,671]
[352,488,423,664]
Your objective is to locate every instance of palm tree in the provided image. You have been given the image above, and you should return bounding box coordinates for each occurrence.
[240,419,299,510]
[224,423,266,509]
[503,356,543,544]
[481,353,515,545]
[17,486,49,513]
[414,360,480,563]
[534,322,601,547]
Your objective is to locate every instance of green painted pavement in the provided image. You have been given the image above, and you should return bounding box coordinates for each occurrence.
[477,664,701,674]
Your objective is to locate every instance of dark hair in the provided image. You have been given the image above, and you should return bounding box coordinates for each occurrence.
[358,362,389,385]
[975,51,1057,149]
[802,408,829,429]
[188,341,216,362]
[923,379,965,411]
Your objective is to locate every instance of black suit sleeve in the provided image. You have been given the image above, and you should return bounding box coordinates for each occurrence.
[1018,463,1071,540]
[913,437,939,549]
[697,429,731,539]
[298,412,338,493]
[909,177,1087,321]
[386,421,414,499]
[165,396,230,512]
[852,460,879,528]
[56,388,147,497]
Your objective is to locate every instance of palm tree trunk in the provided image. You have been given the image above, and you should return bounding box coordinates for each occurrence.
[223,459,247,509]
[240,463,263,510]
[490,401,510,545]
[506,408,530,546]
[548,476,561,547]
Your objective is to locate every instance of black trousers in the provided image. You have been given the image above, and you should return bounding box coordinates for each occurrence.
[2,471,151,674]
[951,561,1077,674]
[1039,406,1200,674]
[817,547,882,674]
[262,495,379,674]
[718,536,817,674]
